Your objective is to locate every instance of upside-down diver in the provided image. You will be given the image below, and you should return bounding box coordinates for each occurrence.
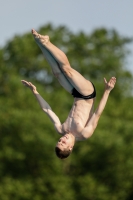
[22,29,116,159]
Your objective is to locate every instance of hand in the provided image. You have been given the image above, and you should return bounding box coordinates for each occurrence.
[104,77,116,91]
[21,80,37,92]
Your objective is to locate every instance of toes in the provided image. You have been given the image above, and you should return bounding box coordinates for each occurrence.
[37,34,40,38]
[31,29,39,37]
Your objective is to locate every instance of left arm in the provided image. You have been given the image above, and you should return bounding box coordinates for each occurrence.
[81,77,116,139]
[21,80,63,134]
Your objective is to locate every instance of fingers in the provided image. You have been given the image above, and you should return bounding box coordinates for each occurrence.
[21,80,26,83]
[105,77,116,83]
[104,77,116,91]
[21,80,27,83]
[108,77,116,90]
[21,80,28,85]
[110,77,116,84]
[21,80,32,87]
[111,77,116,81]
[104,77,107,84]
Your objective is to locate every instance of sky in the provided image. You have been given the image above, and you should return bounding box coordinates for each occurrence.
[0,0,133,72]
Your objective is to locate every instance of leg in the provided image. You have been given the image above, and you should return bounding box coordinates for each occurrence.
[33,36,73,93]
[32,29,94,96]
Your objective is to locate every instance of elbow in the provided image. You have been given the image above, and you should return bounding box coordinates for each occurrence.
[97,113,101,118]
[95,112,101,118]
[82,133,93,140]
[42,108,48,113]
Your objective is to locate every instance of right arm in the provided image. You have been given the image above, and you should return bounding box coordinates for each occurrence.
[81,77,116,139]
[21,80,63,134]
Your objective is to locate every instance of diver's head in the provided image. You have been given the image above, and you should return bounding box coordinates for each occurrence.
[55,133,75,159]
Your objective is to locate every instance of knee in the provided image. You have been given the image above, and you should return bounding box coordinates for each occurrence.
[53,71,62,79]
[62,65,72,78]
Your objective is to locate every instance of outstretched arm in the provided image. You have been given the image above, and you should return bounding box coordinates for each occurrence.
[21,80,63,134]
[81,77,116,139]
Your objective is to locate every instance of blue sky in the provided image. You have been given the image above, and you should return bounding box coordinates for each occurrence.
[0,0,133,72]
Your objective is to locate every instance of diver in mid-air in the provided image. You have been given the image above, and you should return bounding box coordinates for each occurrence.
[22,29,116,159]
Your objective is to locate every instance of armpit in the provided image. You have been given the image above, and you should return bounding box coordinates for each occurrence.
[54,124,63,135]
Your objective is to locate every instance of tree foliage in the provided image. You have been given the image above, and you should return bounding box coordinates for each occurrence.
[0,23,133,200]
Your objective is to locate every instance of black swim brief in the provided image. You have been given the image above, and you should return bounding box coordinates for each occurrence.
[71,83,96,99]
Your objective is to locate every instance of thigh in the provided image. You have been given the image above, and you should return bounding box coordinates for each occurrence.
[63,66,94,96]
[43,50,73,93]
[53,68,73,93]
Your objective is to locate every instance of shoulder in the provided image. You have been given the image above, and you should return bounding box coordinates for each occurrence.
[54,124,64,135]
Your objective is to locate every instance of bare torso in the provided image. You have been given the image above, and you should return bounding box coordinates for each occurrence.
[62,97,95,140]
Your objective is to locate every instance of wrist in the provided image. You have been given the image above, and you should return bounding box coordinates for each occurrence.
[33,89,39,94]
[104,89,110,94]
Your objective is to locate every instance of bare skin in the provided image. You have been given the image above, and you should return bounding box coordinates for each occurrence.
[22,29,116,152]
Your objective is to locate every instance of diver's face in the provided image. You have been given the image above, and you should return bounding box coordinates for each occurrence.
[56,134,73,151]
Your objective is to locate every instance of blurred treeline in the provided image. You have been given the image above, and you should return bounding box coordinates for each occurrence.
[0,23,133,200]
